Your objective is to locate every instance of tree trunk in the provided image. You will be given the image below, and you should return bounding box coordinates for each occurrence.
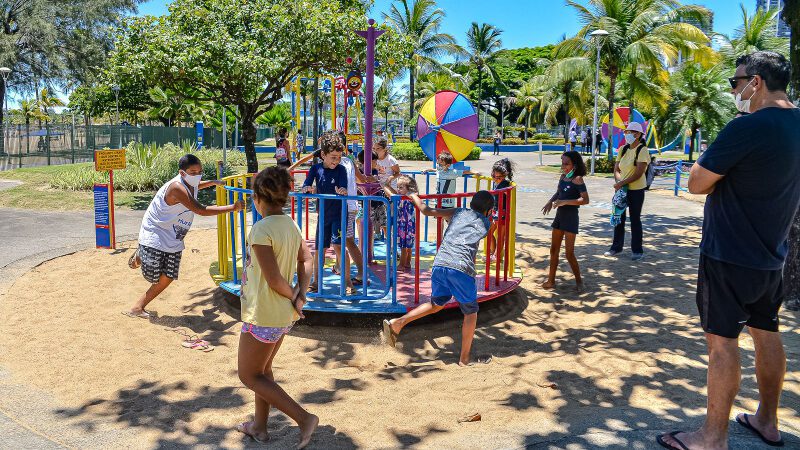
[240,107,259,174]
[409,63,416,141]
[524,110,530,144]
[564,88,570,144]
[606,75,617,160]
[312,78,319,148]
[25,118,30,154]
[782,0,800,309]
[302,95,308,138]
[688,124,697,162]
[477,69,484,113]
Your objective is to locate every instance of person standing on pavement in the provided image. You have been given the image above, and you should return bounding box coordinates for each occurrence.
[656,51,800,450]
[493,129,502,155]
[604,122,650,261]
[125,154,244,319]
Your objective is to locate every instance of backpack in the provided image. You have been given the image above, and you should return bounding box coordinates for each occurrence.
[275,138,288,161]
[620,143,653,189]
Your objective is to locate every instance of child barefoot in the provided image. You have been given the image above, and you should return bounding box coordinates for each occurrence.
[541,151,589,292]
[382,175,419,271]
[383,190,495,366]
[237,166,318,448]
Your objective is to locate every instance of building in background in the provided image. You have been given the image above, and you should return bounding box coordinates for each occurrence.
[757,0,792,38]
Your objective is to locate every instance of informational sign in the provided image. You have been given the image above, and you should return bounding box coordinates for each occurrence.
[196,121,204,149]
[94,149,126,171]
[93,183,114,249]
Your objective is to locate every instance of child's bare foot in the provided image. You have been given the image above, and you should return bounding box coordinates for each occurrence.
[576,281,585,293]
[541,280,555,289]
[458,359,470,367]
[297,413,319,449]
[235,421,269,443]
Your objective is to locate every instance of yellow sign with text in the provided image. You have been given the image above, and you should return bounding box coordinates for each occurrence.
[94,149,127,171]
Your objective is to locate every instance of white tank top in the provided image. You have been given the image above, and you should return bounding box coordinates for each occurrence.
[138,175,197,253]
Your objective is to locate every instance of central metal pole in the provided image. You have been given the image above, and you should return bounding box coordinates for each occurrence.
[356,19,385,176]
[590,42,601,175]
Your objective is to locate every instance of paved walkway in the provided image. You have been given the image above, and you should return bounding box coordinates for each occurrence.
[0,155,792,449]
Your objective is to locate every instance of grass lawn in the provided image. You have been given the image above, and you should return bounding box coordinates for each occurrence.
[0,165,158,211]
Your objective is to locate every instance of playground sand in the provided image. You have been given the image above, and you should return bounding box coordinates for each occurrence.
[1,227,798,449]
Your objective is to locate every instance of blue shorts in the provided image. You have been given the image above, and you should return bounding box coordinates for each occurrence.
[430,266,479,315]
[317,215,343,249]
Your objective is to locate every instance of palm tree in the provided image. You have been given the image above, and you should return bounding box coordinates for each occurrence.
[465,22,503,112]
[505,77,546,143]
[38,88,64,159]
[558,0,713,158]
[383,0,462,138]
[17,99,45,154]
[720,4,790,63]
[413,71,470,108]
[375,80,402,132]
[148,87,184,127]
[663,62,734,162]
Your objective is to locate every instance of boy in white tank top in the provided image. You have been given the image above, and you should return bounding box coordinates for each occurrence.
[125,154,244,319]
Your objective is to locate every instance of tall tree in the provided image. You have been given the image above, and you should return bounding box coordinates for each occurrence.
[505,77,546,143]
[719,4,790,64]
[111,0,409,173]
[558,0,713,159]
[383,0,461,140]
[38,88,64,157]
[15,99,45,154]
[375,79,401,132]
[780,0,799,310]
[465,22,503,113]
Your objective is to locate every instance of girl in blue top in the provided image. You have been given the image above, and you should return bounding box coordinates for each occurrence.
[541,151,589,291]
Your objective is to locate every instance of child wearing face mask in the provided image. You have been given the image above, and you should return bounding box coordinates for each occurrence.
[126,154,245,319]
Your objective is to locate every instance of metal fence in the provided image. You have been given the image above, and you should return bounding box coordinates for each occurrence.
[0,124,274,171]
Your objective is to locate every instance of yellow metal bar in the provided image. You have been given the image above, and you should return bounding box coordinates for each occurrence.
[509,183,517,276]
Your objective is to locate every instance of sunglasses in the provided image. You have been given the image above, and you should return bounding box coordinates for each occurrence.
[728,75,754,89]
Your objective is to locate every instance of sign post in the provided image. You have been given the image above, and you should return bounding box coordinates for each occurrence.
[195,121,204,149]
[94,149,127,249]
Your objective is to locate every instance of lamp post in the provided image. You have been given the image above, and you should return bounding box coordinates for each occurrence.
[499,95,506,138]
[0,67,10,157]
[589,29,608,176]
[112,84,121,148]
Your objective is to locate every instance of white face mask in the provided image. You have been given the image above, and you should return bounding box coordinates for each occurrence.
[624,133,636,145]
[735,78,756,113]
[181,172,202,189]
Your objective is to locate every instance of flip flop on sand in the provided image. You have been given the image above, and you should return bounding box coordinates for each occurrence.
[736,414,784,447]
[235,421,269,443]
[383,319,398,348]
[128,249,141,269]
[122,310,150,319]
[182,340,213,352]
[656,431,690,450]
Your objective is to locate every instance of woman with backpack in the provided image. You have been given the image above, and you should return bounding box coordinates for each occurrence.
[275,128,292,168]
[604,122,650,261]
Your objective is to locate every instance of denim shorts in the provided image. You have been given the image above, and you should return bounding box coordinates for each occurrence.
[430,266,479,315]
[242,322,293,344]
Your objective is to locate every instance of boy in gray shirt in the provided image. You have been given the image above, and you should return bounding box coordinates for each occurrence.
[383,190,494,366]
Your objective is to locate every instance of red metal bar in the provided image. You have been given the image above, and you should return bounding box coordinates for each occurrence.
[414,206,421,304]
[304,198,310,240]
[109,169,116,249]
[436,196,442,250]
[503,190,511,281]
[291,196,296,220]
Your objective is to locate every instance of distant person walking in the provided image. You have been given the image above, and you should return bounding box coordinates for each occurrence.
[493,129,502,155]
[568,128,577,150]
[657,51,800,450]
[604,122,650,261]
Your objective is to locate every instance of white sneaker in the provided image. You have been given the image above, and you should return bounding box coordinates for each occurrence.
[631,253,644,261]
[603,250,620,257]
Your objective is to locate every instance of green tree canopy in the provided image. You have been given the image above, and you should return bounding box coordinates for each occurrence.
[110,0,410,172]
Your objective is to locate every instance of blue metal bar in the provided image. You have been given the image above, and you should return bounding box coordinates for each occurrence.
[228,190,238,285]
[238,192,246,281]
[390,194,398,306]
[317,199,325,293]
[424,171,430,243]
[339,198,347,298]
[222,185,252,194]
[361,198,369,297]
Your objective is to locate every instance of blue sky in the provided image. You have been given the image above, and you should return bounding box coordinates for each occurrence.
[140,0,752,48]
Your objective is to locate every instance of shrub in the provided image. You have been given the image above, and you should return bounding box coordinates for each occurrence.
[393,136,411,143]
[585,156,616,173]
[50,144,246,192]
[389,142,481,161]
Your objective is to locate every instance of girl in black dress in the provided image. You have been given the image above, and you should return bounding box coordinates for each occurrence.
[542,151,590,291]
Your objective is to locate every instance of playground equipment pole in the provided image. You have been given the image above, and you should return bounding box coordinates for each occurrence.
[589,29,608,176]
[112,84,121,148]
[356,19,385,176]
[222,106,227,167]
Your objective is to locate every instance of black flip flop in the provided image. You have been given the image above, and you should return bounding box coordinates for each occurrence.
[736,414,784,447]
[656,431,689,450]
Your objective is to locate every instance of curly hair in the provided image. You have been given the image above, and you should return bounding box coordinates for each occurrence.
[562,151,587,177]
[319,130,345,155]
[491,158,516,181]
[396,174,418,193]
[437,151,454,165]
[252,166,292,208]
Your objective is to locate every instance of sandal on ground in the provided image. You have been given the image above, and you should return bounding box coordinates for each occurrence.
[182,340,213,352]
[656,431,689,450]
[352,275,370,286]
[235,421,269,444]
[128,249,141,269]
[308,283,318,293]
[122,310,150,319]
[383,319,399,348]
[736,414,784,447]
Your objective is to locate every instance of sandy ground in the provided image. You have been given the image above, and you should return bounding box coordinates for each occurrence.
[1,223,798,449]
[0,155,798,449]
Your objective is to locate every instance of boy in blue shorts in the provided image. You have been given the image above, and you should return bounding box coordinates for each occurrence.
[383,190,494,366]
[302,131,349,293]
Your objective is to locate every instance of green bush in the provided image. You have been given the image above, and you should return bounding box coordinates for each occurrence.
[390,142,481,161]
[585,156,616,173]
[476,137,564,145]
[50,143,246,192]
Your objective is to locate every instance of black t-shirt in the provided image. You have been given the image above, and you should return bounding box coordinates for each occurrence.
[698,107,800,270]
[555,178,587,210]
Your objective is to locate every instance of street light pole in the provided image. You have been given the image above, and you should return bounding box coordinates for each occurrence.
[499,96,506,138]
[112,84,121,148]
[589,29,608,176]
[0,67,11,157]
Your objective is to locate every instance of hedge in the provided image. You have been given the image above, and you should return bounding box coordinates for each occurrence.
[585,156,616,173]
[390,142,481,161]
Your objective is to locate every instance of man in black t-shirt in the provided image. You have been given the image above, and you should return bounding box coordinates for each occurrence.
[658,51,799,450]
